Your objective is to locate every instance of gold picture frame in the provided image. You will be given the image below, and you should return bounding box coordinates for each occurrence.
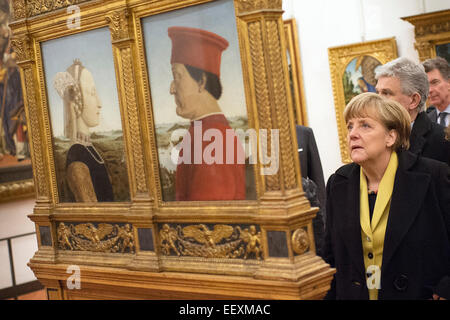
[328,37,398,163]
[9,0,334,300]
[0,1,34,203]
[283,18,308,126]
[402,9,450,62]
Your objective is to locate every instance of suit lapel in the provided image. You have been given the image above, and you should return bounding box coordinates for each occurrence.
[334,165,365,276]
[428,109,438,123]
[410,112,430,154]
[382,152,430,271]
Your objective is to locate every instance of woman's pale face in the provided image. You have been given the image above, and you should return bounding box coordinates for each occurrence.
[79,69,101,127]
[346,114,396,165]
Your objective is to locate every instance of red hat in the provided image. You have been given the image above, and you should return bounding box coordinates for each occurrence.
[168,26,229,77]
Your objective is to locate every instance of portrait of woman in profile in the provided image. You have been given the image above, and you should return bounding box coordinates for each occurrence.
[53,59,114,202]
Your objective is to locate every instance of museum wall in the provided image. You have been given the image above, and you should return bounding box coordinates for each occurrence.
[0,198,37,291]
[282,0,449,181]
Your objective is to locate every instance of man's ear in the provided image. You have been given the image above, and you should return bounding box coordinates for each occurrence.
[198,72,207,92]
[410,92,421,110]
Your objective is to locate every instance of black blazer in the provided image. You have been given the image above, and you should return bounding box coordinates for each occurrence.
[426,106,438,123]
[322,151,450,300]
[410,111,450,165]
[295,125,326,210]
[296,125,326,256]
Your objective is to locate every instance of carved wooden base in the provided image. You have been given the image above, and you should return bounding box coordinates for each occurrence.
[29,256,334,300]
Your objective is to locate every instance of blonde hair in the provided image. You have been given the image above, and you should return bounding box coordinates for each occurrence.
[344,92,411,151]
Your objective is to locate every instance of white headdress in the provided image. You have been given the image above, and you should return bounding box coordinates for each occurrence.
[52,59,85,141]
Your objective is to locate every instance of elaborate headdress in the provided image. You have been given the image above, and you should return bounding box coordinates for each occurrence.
[53,59,85,141]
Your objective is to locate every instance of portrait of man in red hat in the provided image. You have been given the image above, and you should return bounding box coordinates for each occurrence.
[168,26,246,201]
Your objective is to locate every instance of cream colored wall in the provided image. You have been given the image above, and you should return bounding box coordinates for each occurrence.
[0,198,37,290]
[283,0,450,182]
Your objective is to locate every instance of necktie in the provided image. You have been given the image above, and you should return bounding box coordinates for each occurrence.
[438,112,448,126]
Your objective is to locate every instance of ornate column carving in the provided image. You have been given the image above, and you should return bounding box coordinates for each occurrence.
[415,40,434,62]
[11,35,51,206]
[238,2,303,203]
[106,9,150,203]
[235,1,332,285]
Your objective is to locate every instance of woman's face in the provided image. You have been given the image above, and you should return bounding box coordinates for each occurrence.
[79,68,101,127]
[346,114,396,165]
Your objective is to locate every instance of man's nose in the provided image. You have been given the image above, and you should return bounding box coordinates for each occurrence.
[170,82,175,94]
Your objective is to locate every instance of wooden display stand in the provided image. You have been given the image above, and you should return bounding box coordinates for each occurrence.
[10,0,334,300]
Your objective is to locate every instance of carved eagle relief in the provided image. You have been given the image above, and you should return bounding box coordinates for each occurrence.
[182,224,234,247]
[73,223,114,243]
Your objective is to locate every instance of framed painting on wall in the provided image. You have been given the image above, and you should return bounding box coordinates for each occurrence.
[328,37,398,163]
[41,27,131,203]
[402,9,450,63]
[140,0,256,202]
[283,18,308,127]
[0,0,34,202]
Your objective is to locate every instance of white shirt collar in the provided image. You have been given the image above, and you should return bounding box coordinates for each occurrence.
[192,112,224,121]
[436,104,450,115]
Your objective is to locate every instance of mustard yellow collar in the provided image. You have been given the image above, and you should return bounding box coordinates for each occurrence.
[360,151,398,234]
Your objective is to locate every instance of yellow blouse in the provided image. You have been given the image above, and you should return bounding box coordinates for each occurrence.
[360,151,398,300]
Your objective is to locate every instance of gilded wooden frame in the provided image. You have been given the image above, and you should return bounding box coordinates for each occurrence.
[328,38,398,163]
[402,9,450,62]
[9,0,334,299]
[0,1,34,203]
[0,170,34,202]
[283,18,308,126]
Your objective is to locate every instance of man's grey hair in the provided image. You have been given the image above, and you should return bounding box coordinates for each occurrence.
[375,57,429,112]
[423,56,450,80]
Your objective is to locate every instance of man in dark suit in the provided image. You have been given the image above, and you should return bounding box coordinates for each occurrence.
[375,57,450,165]
[423,57,450,128]
[295,125,326,256]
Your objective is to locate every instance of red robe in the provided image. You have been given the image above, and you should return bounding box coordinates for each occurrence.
[175,114,246,201]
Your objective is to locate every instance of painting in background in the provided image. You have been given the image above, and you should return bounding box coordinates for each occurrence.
[342,55,381,105]
[436,43,450,63]
[0,0,34,201]
[328,38,398,163]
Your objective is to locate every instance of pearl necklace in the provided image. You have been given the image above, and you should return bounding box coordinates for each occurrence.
[75,132,104,164]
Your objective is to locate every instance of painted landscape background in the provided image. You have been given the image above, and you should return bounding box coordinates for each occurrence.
[53,131,130,202]
[156,116,256,201]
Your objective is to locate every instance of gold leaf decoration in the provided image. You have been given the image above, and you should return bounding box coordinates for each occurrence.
[291,228,309,255]
[236,0,282,14]
[57,222,135,253]
[25,0,90,18]
[159,224,262,260]
[106,9,130,42]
